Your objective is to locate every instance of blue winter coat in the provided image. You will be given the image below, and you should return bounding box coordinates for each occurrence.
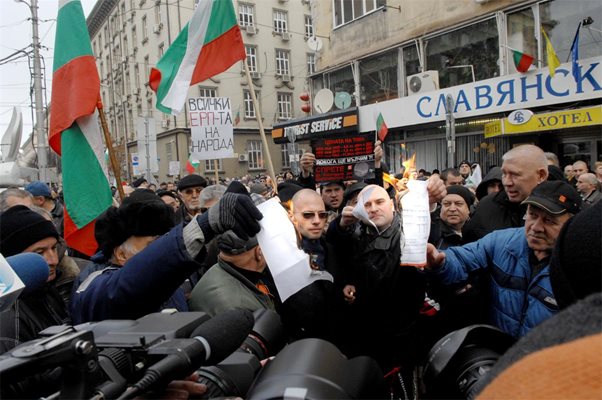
[428,227,558,338]
[71,224,197,324]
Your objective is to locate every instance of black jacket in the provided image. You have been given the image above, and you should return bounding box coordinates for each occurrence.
[462,190,525,243]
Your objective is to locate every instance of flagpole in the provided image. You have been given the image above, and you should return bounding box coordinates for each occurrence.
[243,58,278,194]
[97,101,125,201]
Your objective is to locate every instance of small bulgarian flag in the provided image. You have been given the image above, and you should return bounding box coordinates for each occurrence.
[376,112,388,142]
[185,155,200,174]
[149,0,246,114]
[541,26,561,77]
[49,0,113,256]
[511,49,534,73]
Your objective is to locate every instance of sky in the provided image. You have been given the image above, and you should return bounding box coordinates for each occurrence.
[0,0,97,147]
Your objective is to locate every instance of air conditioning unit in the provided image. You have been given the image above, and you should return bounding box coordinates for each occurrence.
[245,25,257,35]
[281,74,291,83]
[134,87,141,95]
[250,71,261,79]
[153,24,162,34]
[281,32,291,41]
[406,70,439,95]
[238,154,249,162]
[161,119,170,128]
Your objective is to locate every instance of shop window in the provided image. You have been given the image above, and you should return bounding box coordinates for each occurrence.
[360,50,398,104]
[313,66,356,109]
[425,18,499,89]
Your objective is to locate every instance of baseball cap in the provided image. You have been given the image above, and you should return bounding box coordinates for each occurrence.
[24,181,51,198]
[522,181,582,215]
[217,231,259,255]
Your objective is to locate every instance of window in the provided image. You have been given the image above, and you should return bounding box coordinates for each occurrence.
[98,32,103,48]
[247,140,263,169]
[134,64,140,88]
[281,144,302,168]
[142,16,148,41]
[121,2,126,25]
[198,86,217,97]
[132,26,137,47]
[360,50,398,104]
[425,18,499,88]
[147,98,153,117]
[239,3,254,27]
[204,159,223,172]
[313,65,356,108]
[243,90,259,118]
[100,61,104,79]
[307,53,316,75]
[304,15,314,38]
[123,36,129,57]
[158,42,164,59]
[166,141,173,161]
[333,0,386,27]
[154,1,162,25]
[275,49,290,75]
[245,45,258,72]
[273,10,288,33]
[277,92,292,120]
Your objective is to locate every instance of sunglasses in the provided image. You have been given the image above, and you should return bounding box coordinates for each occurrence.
[297,211,329,220]
[182,187,203,195]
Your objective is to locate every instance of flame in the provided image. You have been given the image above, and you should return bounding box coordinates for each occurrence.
[402,153,417,180]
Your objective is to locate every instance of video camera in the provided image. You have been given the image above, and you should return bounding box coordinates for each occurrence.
[1,308,385,399]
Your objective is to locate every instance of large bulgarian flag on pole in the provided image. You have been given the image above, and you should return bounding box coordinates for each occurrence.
[149,0,246,115]
[49,0,113,256]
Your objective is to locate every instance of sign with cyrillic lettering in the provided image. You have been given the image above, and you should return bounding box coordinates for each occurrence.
[188,97,234,160]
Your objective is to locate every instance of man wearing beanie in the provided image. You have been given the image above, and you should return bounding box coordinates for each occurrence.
[70,189,263,324]
[425,181,582,339]
[177,173,208,222]
[0,206,69,354]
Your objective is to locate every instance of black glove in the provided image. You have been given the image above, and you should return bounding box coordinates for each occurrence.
[208,193,263,240]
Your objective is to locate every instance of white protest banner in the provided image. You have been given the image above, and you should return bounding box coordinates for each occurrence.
[188,97,234,160]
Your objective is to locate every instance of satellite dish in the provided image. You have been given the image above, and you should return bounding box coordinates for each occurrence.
[307,36,323,52]
[313,89,334,114]
[408,75,422,94]
[334,92,352,110]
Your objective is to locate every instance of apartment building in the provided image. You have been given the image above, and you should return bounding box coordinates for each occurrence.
[282,0,602,174]
[87,0,314,182]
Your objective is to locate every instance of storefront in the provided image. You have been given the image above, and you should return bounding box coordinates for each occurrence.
[357,56,602,173]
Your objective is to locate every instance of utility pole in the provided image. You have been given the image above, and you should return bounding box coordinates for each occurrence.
[18,0,50,183]
[445,94,456,169]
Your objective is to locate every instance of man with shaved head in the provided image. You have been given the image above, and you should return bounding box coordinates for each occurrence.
[463,144,549,242]
[326,178,446,394]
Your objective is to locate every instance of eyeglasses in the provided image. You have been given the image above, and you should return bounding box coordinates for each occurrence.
[181,187,202,195]
[296,211,329,220]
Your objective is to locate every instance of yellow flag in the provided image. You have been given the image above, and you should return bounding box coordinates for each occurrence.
[541,26,561,77]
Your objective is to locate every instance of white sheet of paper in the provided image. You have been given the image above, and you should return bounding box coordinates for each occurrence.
[256,198,333,302]
[400,180,431,266]
[352,185,379,232]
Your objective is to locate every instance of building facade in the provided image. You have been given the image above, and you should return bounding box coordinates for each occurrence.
[306,0,601,174]
[87,0,314,183]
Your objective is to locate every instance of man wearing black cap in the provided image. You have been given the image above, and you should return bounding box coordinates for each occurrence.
[188,231,276,317]
[177,173,208,222]
[0,206,69,354]
[426,181,582,338]
[70,189,263,323]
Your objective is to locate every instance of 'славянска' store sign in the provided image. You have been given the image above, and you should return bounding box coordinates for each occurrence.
[359,56,602,131]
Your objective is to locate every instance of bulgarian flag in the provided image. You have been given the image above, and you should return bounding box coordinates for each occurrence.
[376,112,388,142]
[149,0,246,114]
[511,49,534,73]
[185,155,200,174]
[49,0,113,256]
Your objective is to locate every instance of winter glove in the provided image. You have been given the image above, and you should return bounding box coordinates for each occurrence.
[208,193,263,240]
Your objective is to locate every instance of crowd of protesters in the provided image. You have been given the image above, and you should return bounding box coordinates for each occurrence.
[0,143,600,399]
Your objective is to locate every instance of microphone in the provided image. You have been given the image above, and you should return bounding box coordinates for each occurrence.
[0,253,49,312]
[119,309,254,399]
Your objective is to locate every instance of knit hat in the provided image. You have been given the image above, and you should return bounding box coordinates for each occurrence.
[24,181,51,198]
[522,181,581,215]
[217,230,258,255]
[95,193,175,258]
[0,205,59,257]
[277,180,303,203]
[226,180,249,195]
[177,174,208,191]
[131,177,148,188]
[458,160,471,169]
[445,185,475,207]
[549,202,601,310]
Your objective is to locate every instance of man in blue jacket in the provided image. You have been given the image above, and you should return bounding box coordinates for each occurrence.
[71,189,262,324]
[425,181,581,338]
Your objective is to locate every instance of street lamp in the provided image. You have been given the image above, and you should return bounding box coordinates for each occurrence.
[15,0,49,183]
